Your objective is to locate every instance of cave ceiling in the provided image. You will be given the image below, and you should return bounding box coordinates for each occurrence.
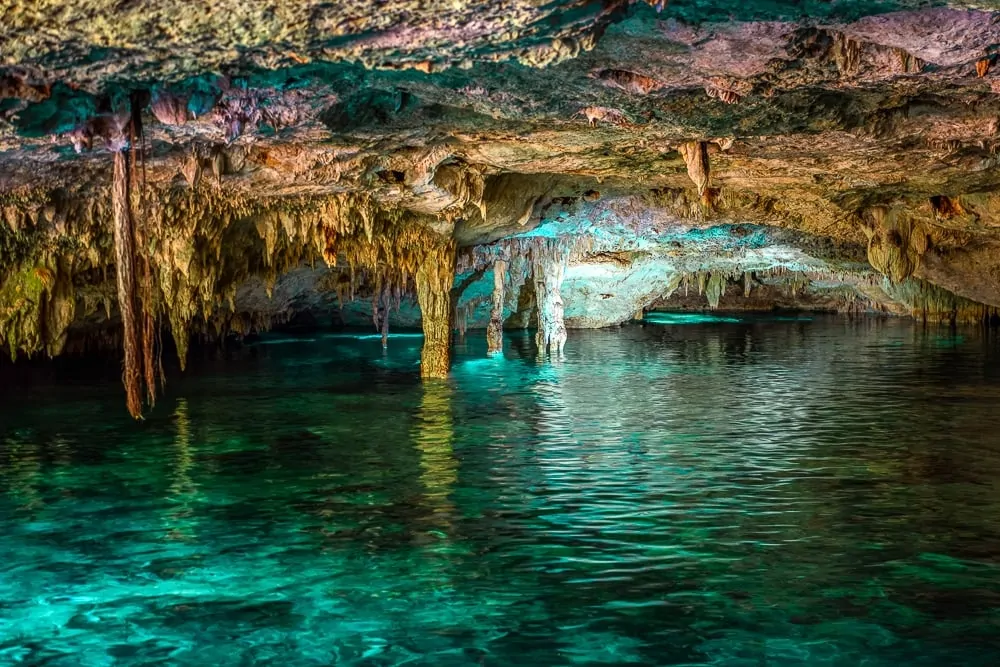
[4,0,1000,343]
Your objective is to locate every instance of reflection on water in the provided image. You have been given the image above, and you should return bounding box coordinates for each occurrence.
[3,317,1000,665]
[414,382,458,527]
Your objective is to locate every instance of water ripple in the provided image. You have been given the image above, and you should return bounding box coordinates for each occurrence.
[2,318,1000,665]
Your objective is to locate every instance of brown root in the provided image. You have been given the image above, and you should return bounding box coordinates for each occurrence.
[112,150,143,419]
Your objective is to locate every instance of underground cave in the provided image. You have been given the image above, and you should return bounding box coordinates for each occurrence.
[4,1,1000,665]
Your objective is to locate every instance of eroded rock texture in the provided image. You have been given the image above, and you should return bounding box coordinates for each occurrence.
[4,0,1000,411]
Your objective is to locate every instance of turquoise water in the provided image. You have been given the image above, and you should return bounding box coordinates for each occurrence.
[3,317,1000,666]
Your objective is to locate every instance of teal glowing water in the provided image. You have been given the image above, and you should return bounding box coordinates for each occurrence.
[3,318,1000,666]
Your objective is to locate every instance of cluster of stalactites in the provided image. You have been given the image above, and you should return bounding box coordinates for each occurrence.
[668,267,879,309]
[0,187,448,370]
[881,278,997,324]
[317,195,461,372]
[0,257,77,362]
[0,190,112,361]
[863,206,931,284]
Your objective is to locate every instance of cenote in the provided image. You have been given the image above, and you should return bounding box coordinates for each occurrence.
[3,317,1000,666]
[9,1,1000,665]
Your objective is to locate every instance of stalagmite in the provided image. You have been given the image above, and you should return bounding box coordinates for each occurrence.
[486,259,506,356]
[532,248,568,357]
[415,240,456,378]
[112,149,143,419]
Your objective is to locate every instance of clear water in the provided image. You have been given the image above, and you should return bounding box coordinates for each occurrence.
[3,316,1000,666]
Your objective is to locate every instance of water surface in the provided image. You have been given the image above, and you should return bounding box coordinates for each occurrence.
[3,316,1000,666]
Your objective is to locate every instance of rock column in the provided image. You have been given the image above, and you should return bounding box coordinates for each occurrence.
[486,259,506,356]
[532,251,567,356]
[415,241,456,378]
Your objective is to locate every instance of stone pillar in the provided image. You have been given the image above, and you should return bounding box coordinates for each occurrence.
[415,241,456,378]
[532,253,567,357]
[486,259,506,356]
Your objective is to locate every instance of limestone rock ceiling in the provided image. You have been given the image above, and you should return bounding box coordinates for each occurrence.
[4,0,1000,373]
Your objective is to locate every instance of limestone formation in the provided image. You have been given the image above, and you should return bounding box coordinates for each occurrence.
[4,1,1000,411]
[532,244,569,357]
[487,259,506,356]
[415,241,456,379]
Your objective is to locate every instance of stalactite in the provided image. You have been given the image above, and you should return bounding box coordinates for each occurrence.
[415,240,456,379]
[380,288,390,348]
[487,259,506,355]
[863,206,928,284]
[832,33,862,75]
[531,244,568,357]
[880,277,997,324]
[706,272,725,308]
[678,141,712,207]
[112,149,144,419]
[371,282,392,349]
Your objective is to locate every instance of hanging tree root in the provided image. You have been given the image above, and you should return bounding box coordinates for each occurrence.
[111,98,159,419]
[112,149,144,419]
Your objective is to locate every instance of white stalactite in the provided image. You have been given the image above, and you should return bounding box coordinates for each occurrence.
[532,251,567,357]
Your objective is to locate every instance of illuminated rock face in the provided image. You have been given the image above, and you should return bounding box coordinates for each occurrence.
[3,0,1000,386]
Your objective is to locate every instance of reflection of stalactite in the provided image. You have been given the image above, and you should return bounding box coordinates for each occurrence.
[415,240,456,378]
[166,398,197,542]
[413,383,457,525]
[487,259,506,356]
[0,435,42,512]
[170,398,193,496]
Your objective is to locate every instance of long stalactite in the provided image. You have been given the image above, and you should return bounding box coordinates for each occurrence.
[531,245,568,357]
[487,258,506,356]
[415,240,456,378]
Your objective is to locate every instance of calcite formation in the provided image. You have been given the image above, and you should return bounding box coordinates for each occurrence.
[4,0,1000,413]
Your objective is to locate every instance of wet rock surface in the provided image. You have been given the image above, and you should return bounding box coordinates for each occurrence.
[3,0,1000,389]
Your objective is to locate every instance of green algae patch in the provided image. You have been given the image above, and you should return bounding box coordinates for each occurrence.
[0,263,49,360]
